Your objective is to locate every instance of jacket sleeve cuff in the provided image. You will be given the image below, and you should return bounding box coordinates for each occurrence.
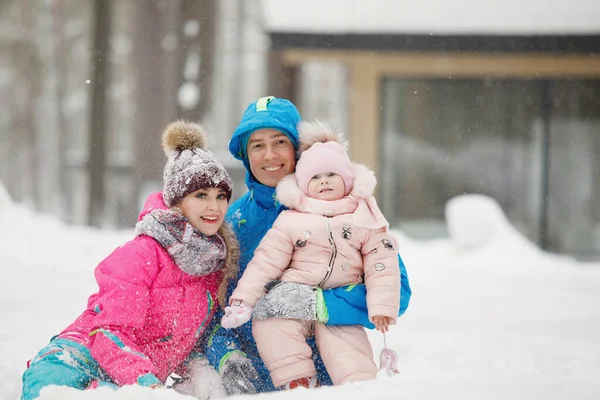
[315,287,329,323]
[218,350,247,372]
[368,304,399,323]
[321,284,376,329]
[137,373,163,388]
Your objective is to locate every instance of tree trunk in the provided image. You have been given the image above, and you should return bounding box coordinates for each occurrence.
[130,2,173,219]
[51,0,69,221]
[88,0,111,226]
[175,0,216,122]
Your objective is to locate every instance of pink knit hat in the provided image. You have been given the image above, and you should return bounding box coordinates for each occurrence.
[295,131,354,197]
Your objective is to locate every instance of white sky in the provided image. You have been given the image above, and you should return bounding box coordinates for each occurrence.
[261,0,600,35]
[1,192,599,399]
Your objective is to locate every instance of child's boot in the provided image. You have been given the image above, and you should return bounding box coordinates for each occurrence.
[284,376,318,390]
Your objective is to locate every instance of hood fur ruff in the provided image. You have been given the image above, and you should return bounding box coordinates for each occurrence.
[276,163,377,209]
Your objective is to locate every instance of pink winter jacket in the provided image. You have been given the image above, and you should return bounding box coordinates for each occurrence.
[232,164,400,322]
[59,193,223,386]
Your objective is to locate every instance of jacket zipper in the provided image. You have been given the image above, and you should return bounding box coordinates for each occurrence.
[318,217,337,287]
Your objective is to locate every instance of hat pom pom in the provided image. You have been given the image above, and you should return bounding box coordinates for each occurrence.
[298,120,349,153]
[162,120,207,157]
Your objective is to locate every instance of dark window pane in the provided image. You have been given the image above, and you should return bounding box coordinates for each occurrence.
[380,77,600,257]
[546,81,600,257]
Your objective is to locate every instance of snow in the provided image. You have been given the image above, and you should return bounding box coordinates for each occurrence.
[184,53,201,81]
[261,0,600,35]
[183,20,200,38]
[178,82,201,110]
[1,190,600,399]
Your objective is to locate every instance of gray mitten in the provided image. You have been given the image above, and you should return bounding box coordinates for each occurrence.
[220,353,259,396]
[252,280,317,321]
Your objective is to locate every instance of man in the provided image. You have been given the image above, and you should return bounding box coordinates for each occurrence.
[206,96,411,394]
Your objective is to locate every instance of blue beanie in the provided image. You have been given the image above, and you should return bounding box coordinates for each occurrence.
[229,96,301,161]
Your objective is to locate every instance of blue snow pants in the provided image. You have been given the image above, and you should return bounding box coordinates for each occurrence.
[21,337,117,400]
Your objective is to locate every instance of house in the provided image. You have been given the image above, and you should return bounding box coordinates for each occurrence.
[260,0,600,258]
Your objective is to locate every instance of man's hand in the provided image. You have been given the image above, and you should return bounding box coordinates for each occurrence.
[372,315,394,333]
[220,353,259,396]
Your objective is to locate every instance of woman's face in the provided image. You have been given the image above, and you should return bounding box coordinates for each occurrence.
[307,172,346,201]
[178,188,228,236]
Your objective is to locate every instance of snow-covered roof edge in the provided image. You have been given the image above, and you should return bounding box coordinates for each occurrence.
[261,0,600,35]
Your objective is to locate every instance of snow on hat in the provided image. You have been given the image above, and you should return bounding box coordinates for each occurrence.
[294,121,354,197]
[162,121,233,207]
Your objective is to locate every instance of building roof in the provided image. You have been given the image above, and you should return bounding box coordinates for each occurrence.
[262,0,600,35]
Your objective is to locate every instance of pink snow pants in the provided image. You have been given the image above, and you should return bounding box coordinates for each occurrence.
[252,318,377,387]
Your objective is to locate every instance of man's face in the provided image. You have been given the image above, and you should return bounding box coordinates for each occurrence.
[247,128,296,187]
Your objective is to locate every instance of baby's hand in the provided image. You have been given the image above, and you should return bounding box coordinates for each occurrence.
[372,315,394,333]
[221,299,253,329]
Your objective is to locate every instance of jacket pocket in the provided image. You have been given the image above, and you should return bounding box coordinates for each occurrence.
[143,287,183,342]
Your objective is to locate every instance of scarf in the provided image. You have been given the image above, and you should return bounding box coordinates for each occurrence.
[294,194,389,230]
[135,209,226,276]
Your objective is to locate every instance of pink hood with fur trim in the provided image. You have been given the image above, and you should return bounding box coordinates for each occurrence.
[231,165,400,322]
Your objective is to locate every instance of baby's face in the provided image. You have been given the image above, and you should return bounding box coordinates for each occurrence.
[307,172,345,201]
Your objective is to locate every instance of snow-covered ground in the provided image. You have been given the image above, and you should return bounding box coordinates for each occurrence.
[1,193,599,400]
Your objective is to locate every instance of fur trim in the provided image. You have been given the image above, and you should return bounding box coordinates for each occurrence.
[276,163,377,208]
[162,120,207,157]
[217,222,240,309]
[298,120,349,153]
[350,163,377,197]
[276,174,304,209]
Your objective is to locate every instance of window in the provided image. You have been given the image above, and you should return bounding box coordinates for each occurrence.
[380,78,600,257]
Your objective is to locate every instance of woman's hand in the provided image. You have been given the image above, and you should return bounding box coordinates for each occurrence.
[372,315,394,333]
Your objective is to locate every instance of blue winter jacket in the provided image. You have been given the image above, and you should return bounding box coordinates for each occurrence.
[204,97,411,391]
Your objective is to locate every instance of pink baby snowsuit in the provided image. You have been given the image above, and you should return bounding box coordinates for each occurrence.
[230,164,400,387]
